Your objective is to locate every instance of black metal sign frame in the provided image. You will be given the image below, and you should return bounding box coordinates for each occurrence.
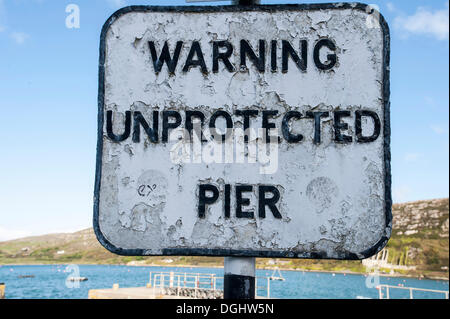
[94,3,391,260]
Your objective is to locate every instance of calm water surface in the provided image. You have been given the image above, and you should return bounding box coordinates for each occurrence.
[0,264,448,299]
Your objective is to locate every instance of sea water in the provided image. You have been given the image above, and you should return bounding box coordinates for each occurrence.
[0,264,448,299]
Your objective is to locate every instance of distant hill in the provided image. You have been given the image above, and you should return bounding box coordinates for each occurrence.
[392,198,448,238]
[0,198,448,279]
[386,198,448,278]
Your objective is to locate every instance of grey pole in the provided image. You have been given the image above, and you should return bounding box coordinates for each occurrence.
[224,257,256,299]
[223,0,259,301]
[232,0,261,5]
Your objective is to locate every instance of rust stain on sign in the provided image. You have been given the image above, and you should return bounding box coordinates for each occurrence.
[94,4,391,259]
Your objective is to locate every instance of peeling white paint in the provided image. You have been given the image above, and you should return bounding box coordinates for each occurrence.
[97,7,388,258]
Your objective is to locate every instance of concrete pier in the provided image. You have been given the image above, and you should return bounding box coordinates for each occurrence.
[88,286,222,299]
[88,271,271,299]
[0,283,5,299]
[160,287,223,299]
[87,285,272,299]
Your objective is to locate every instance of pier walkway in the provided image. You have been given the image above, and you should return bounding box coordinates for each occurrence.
[88,271,272,299]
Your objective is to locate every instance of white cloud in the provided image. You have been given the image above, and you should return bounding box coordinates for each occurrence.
[393,186,412,203]
[0,225,31,242]
[106,0,126,8]
[386,2,396,13]
[431,124,448,135]
[394,2,449,40]
[10,31,29,44]
[404,152,422,163]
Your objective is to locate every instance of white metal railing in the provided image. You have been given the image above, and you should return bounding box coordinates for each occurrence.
[148,271,273,298]
[255,276,271,298]
[150,271,219,298]
[377,284,449,299]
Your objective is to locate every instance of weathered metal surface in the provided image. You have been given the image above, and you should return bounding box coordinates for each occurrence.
[94,4,391,259]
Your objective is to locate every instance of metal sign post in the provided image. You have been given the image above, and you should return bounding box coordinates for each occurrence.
[233,0,260,5]
[224,257,255,299]
[225,0,259,300]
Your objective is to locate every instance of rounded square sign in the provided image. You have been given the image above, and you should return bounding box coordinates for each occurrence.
[94,4,391,259]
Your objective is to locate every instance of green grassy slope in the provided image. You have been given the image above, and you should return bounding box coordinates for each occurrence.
[0,198,448,279]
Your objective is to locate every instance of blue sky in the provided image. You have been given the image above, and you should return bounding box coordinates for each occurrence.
[0,0,448,240]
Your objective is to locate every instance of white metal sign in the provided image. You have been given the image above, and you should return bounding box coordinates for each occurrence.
[94,4,391,259]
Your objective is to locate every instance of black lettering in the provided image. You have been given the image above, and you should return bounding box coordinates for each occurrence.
[209,110,233,142]
[313,39,337,71]
[235,109,258,143]
[132,111,159,143]
[334,111,352,143]
[186,110,205,142]
[240,40,265,72]
[149,41,183,74]
[213,41,235,73]
[182,41,208,74]
[271,40,277,72]
[262,110,278,143]
[282,40,307,72]
[236,185,254,218]
[198,184,219,218]
[355,110,381,143]
[106,110,131,142]
[306,111,329,144]
[258,186,281,219]
[282,111,303,143]
[162,111,182,143]
[224,184,231,218]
